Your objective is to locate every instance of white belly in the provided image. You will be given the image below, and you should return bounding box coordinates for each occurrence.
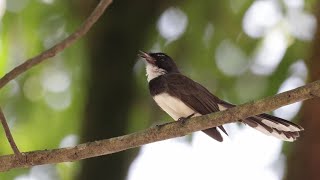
[153,93,201,120]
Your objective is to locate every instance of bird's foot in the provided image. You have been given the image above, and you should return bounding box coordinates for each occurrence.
[155,121,172,130]
[155,123,165,129]
[178,113,195,124]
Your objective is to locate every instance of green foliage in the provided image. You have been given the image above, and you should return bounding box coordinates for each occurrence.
[0,0,87,179]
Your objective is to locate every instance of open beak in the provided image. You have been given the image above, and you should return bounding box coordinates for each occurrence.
[139,50,155,65]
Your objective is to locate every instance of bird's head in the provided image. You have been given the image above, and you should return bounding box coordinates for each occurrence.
[139,51,179,81]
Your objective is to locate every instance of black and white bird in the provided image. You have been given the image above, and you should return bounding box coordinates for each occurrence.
[139,51,303,142]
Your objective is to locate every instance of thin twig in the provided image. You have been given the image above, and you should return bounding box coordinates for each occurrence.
[0,80,319,172]
[0,0,113,89]
[0,107,20,155]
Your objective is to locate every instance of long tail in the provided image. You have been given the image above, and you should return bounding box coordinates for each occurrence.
[243,114,303,141]
[219,102,303,142]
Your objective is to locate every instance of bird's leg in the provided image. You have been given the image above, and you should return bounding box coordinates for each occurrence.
[178,113,195,124]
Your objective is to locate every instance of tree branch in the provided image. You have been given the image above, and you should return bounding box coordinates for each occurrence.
[0,107,20,156]
[0,80,319,172]
[0,0,112,167]
[0,0,113,89]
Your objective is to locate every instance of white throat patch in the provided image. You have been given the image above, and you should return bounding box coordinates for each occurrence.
[146,63,166,81]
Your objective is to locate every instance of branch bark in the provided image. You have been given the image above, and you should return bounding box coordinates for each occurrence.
[0,80,319,172]
[0,0,113,89]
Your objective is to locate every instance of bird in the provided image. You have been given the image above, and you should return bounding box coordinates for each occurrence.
[139,51,303,142]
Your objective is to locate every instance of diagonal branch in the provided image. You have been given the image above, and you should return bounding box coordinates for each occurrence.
[0,0,112,169]
[0,0,113,89]
[0,107,20,155]
[0,80,319,172]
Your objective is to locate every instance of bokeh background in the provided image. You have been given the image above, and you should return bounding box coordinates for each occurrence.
[0,0,319,180]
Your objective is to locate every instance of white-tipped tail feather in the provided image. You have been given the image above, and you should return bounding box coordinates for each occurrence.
[243,115,302,142]
[218,103,303,142]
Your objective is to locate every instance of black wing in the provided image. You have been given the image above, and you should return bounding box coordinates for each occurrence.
[163,73,228,142]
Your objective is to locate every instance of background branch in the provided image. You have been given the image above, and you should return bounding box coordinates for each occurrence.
[0,0,112,167]
[0,107,20,156]
[0,80,319,172]
[0,0,113,89]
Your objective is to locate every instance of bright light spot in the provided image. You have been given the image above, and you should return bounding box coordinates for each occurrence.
[30,165,58,180]
[243,0,282,38]
[42,68,71,93]
[129,139,197,180]
[23,76,44,101]
[251,29,288,75]
[274,76,305,120]
[15,165,58,180]
[40,16,67,48]
[5,0,28,13]
[59,134,78,148]
[14,175,33,180]
[8,37,27,68]
[128,124,283,180]
[215,39,248,76]
[157,7,188,42]
[44,90,71,111]
[283,0,304,9]
[40,0,54,4]
[286,9,316,41]
[203,23,214,47]
[5,80,20,97]
[289,60,308,80]
[0,0,6,18]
